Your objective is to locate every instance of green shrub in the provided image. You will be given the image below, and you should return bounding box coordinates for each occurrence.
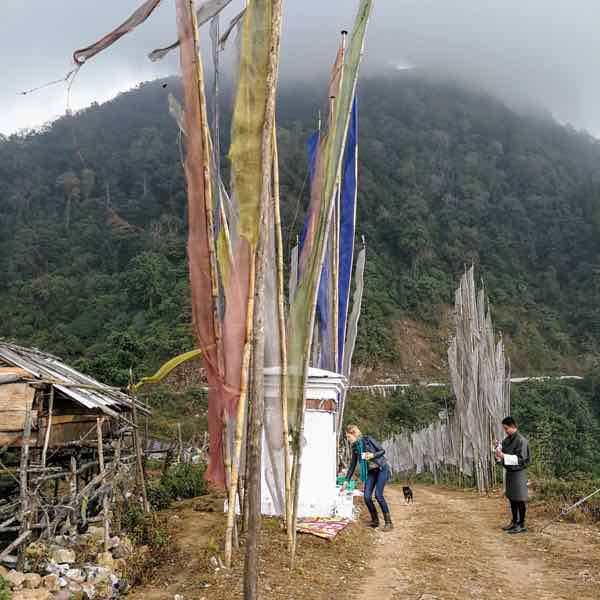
[121,505,175,585]
[0,575,11,600]
[534,477,600,521]
[159,463,207,500]
[146,482,173,511]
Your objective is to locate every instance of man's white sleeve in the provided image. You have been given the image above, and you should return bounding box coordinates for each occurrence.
[503,454,519,466]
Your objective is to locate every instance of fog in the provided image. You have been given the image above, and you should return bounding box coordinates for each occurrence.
[2,1,600,135]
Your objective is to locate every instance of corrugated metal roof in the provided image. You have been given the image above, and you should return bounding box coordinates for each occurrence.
[0,341,150,417]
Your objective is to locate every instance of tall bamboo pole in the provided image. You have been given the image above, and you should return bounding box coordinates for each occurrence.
[272,129,292,544]
[225,255,255,567]
[191,0,225,379]
[244,1,284,594]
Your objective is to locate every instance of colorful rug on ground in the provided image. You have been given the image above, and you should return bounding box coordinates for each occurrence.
[296,517,351,540]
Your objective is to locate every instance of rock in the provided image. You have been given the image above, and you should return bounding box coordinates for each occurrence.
[0,565,8,578]
[25,543,46,559]
[87,526,104,541]
[92,581,112,599]
[96,551,114,570]
[67,581,83,594]
[107,536,120,550]
[42,574,60,592]
[12,590,50,600]
[51,549,76,564]
[112,536,133,559]
[22,573,42,589]
[65,569,86,584]
[5,570,26,589]
[113,559,126,576]
[81,582,96,599]
[52,591,71,600]
[86,567,110,585]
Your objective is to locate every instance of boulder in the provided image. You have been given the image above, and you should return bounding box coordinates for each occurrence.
[11,590,50,600]
[22,573,42,589]
[42,574,60,592]
[51,548,76,564]
[5,570,26,589]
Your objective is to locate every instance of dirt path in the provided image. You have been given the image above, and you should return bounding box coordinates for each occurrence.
[360,485,600,600]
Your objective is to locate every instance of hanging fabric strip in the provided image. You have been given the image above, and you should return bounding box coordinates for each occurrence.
[342,245,365,379]
[175,0,225,487]
[210,15,222,236]
[74,0,164,65]
[219,8,247,49]
[149,0,234,62]
[338,98,358,369]
[287,0,373,428]
[289,244,299,305]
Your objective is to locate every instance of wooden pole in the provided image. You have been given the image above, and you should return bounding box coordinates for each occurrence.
[41,387,54,467]
[225,254,255,567]
[178,423,184,463]
[17,408,32,570]
[243,1,284,595]
[130,391,150,513]
[272,128,292,545]
[102,495,110,553]
[96,417,105,474]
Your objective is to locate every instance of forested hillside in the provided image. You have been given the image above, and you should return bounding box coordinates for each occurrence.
[1,74,600,386]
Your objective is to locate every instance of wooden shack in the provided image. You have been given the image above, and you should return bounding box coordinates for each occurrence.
[0,342,150,565]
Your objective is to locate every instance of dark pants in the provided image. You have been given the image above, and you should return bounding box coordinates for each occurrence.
[364,464,390,515]
[510,499,526,525]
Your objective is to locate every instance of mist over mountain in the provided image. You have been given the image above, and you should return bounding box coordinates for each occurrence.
[1,74,600,386]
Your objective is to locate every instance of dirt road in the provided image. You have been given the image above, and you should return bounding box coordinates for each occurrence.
[359,485,600,600]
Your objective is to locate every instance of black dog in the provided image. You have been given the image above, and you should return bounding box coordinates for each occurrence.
[402,486,414,503]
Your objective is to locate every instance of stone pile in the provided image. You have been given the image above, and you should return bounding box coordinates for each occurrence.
[1,526,135,600]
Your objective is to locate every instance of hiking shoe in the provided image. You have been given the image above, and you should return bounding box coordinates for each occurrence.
[507,524,527,534]
[368,520,380,528]
[383,513,394,531]
[502,522,517,531]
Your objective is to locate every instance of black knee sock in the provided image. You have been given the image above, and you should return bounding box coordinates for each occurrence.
[510,500,519,524]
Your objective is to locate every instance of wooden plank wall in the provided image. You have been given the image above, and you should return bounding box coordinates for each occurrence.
[0,383,36,446]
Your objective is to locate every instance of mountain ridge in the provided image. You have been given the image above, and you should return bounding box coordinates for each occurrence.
[1,74,599,385]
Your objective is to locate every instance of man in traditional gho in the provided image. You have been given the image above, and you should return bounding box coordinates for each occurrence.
[495,416,531,534]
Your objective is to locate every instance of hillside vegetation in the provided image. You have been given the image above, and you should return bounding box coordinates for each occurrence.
[1,74,600,386]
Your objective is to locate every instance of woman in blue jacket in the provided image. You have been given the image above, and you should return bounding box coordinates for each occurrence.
[340,423,393,531]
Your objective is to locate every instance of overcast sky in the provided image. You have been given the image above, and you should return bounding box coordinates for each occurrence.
[2,1,600,136]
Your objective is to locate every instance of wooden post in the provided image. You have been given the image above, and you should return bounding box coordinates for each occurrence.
[69,456,77,499]
[244,0,284,596]
[17,408,32,570]
[41,387,54,467]
[272,129,292,545]
[130,394,150,513]
[102,495,110,553]
[97,417,105,474]
[177,423,184,463]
